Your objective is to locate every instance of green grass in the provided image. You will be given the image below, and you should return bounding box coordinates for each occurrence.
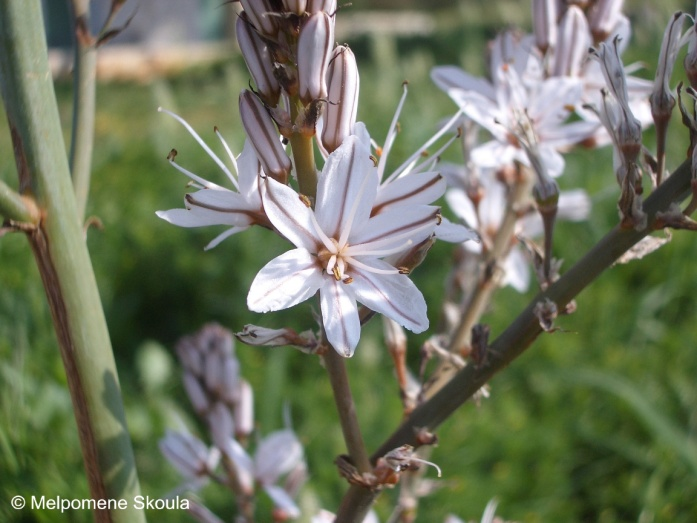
[2,1,697,521]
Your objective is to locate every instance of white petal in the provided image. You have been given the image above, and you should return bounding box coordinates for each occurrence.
[226,438,255,492]
[319,279,360,357]
[263,485,301,519]
[503,247,530,293]
[436,217,479,243]
[444,188,477,227]
[350,259,428,333]
[373,171,446,212]
[262,177,319,251]
[431,65,494,100]
[255,430,304,485]
[558,189,591,221]
[315,135,377,239]
[237,139,263,203]
[187,187,258,212]
[156,206,253,228]
[351,205,439,251]
[247,249,323,313]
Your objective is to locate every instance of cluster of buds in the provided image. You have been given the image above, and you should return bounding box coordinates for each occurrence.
[160,324,307,521]
[236,0,360,180]
[176,323,253,442]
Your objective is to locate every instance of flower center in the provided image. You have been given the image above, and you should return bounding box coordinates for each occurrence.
[317,238,351,282]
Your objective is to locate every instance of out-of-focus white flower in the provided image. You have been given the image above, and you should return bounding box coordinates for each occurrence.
[227,429,305,519]
[247,135,437,357]
[312,509,380,523]
[156,110,269,250]
[432,32,597,179]
[444,166,590,292]
[159,428,220,488]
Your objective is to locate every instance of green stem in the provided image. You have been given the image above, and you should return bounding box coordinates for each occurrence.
[0,2,145,522]
[335,159,693,522]
[0,179,37,223]
[68,0,97,221]
[289,100,318,199]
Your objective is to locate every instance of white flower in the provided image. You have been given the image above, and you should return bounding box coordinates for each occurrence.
[159,427,220,491]
[247,135,438,357]
[156,109,270,250]
[226,429,305,519]
[350,84,477,244]
[444,166,590,292]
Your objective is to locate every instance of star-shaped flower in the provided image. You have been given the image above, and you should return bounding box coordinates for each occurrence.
[156,109,271,250]
[247,135,439,357]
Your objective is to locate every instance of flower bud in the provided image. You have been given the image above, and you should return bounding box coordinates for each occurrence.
[282,0,307,15]
[239,89,292,183]
[588,0,624,42]
[240,0,279,37]
[306,0,337,14]
[237,13,281,107]
[175,337,203,377]
[685,9,697,90]
[552,6,590,77]
[234,379,255,439]
[183,372,210,415]
[321,45,359,153]
[532,0,557,53]
[207,402,235,454]
[297,11,334,104]
[159,429,220,479]
[651,12,687,123]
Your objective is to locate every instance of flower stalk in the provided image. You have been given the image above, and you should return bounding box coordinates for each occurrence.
[336,156,694,523]
[67,0,97,221]
[0,1,145,521]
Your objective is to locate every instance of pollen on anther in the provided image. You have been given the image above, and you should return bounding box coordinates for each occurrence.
[167,149,178,161]
[332,266,342,281]
[397,267,410,275]
[299,194,312,208]
[436,213,443,225]
[342,276,353,284]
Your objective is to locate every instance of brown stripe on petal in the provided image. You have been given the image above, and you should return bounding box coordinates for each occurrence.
[371,174,443,216]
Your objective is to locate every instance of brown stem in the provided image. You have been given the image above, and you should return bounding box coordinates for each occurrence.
[336,158,693,522]
[323,347,372,474]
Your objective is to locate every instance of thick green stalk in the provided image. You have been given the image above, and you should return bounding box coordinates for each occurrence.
[68,0,97,221]
[0,2,145,522]
[335,158,693,522]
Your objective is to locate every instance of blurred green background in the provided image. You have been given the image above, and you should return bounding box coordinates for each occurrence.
[2,0,697,522]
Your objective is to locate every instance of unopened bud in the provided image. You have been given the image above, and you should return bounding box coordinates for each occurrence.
[588,0,624,42]
[233,379,254,440]
[532,0,557,53]
[283,0,307,15]
[239,89,292,183]
[552,6,590,77]
[240,0,279,37]
[651,12,687,122]
[306,0,337,14]
[208,402,235,454]
[159,429,220,479]
[297,12,334,104]
[685,10,697,90]
[183,372,210,415]
[237,13,281,107]
[533,178,560,212]
[322,45,359,153]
